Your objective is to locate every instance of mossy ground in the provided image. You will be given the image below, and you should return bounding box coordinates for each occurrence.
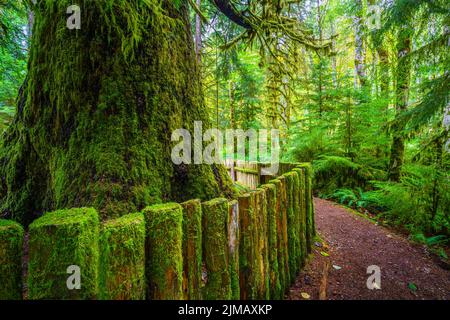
[99,212,146,300]
[28,208,99,300]
[0,219,24,300]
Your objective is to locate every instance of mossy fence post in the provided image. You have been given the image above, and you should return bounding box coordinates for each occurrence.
[238,193,257,300]
[275,176,291,289]
[293,168,308,266]
[261,184,282,300]
[291,171,303,270]
[144,203,183,300]
[202,198,232,300]
[99,213,146,300]
[228,200,240,300]
[256,188,270,299]
[181,199,203,300]
[0,220,24,300]
[282,172,299,282]
[297,163,315,253]
[28,208,100,300]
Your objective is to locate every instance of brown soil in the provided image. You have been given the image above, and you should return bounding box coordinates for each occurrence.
[288,198,450,300]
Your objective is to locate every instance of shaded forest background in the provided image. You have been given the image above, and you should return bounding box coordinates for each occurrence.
[0,0,449,256]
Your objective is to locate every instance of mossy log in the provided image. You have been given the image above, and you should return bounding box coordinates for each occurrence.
[144,203,183,300]
[261,184,282,300]
[0,219,24,300]
[201,198,232,300]
[227,200,240,300]
[0,0,236,226]
[28,208,99,300]
[99,213,146,300]
[255,188,270,299]
[181,199,203,300]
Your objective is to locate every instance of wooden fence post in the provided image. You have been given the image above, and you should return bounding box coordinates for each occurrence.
[144,203,183,300]
[181,199,203,300]
[228,200,240,300]
[202,198,232,300]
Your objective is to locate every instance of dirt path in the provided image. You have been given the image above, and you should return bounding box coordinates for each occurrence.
[288,198,450,300]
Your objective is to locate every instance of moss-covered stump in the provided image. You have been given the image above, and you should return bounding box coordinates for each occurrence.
[227,200,240,300]
[99,213,145,300]
[181,199,203,300]
[261,184,282,300]
[270,177,290,291]
[293,168,307,266]
[255,188,270,299]
[296,163,315,253]
[144,203,183,300]
[201,198,232,300]
[238,193,257,300]
[28,208,99,300]
[0,219,24,300]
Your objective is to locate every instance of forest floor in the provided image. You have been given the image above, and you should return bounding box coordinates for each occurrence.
[288,198,450,300]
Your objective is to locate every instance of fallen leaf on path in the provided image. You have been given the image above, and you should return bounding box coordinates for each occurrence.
[301,292,311,299]
[314,241,322,247]
[333,265,342,270]
[408,282,418,292]
[320,251,329,257]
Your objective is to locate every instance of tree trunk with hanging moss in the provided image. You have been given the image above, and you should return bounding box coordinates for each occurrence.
[0,0,235,225]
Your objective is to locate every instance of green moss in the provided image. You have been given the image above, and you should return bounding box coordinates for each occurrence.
[261,184,282,300]
[227,200,240,300]
[99,213,146,300]
[296,163,316,253]
[0,0,235,226]
[270,177,290,289]
[282,172,298,282]
[234,167,259,175]
[181,199,203,300]
[238,193,255,299]
[144,203,183,300]
[201,198,232,300]
[293,168,307,267]
[255,188,270,299]
[28,208,99,300]
[0,219,24,300]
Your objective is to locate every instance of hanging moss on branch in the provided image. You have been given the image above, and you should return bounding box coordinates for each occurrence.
[181,199,203,300]
[144,203,183,300]
[201,198,232,300]
[28,208,100,300]
[99,213,146,300]
[0,0,235,226]
[0,219,24,300]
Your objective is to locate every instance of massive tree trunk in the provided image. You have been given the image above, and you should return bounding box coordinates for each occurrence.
[0,0,235,225]
[353,0,367,88]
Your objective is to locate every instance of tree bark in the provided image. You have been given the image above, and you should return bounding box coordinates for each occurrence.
[0,0,235,225]
[388,30,412,182]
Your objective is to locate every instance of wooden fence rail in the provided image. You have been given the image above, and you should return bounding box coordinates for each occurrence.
[0,162,315,300]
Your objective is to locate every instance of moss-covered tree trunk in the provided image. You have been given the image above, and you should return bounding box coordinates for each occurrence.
[388,30,412,182]
[0,0,234,224]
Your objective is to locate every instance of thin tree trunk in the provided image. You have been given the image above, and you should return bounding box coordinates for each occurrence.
[388,31,412,182]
